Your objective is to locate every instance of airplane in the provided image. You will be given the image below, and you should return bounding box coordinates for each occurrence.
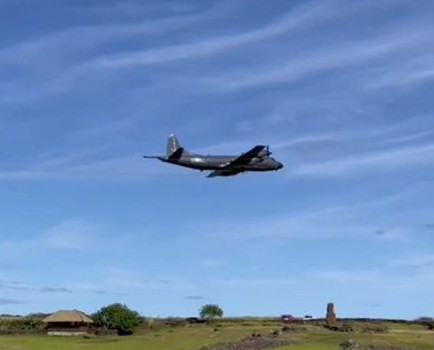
[143,134,283,178]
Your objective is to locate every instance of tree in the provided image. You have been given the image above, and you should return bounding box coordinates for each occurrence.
[199,304,223,320]
[416,316,434,322]
[92,303,141,335]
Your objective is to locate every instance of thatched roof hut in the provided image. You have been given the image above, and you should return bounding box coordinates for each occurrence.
[43,310,93,324]
[43,310,93,336]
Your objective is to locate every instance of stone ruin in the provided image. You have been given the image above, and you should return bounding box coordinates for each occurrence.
[326,302,337,329]
[324,303,354,332]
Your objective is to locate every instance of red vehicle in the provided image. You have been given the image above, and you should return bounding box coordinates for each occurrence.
[280,314,304,324]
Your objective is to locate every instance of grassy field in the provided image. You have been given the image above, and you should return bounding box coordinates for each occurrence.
[0,321,432,350]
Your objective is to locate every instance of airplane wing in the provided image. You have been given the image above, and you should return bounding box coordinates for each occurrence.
[221,145,266,169]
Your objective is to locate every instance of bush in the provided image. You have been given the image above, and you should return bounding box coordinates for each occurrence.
[361,325,388,334]
[92,303,141,335]
[281,325,307,333]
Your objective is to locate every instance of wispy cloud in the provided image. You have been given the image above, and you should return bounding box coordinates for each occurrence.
[0,281,31,291]
[197,192,411,241]
[0,280,75,294]
[102,267,195,292]
[157,279,173,284]
[41,220,100,251]
[200,259,228,268]
[0,0,240,104]
[311,267,434,292]
[63,282,114,295]
[0,219,105,260]
[392,255,434,268]
[72,1,204,17]
[196,134,339,156]
[205,23,433,91]
[86,0,348,69]
[0,3,222,66]
[210,277,299,289]
[379,131,434,146]
[0,298,22,305]
[185,295,205,300]
[39,287,73,293]
[363,53,434,90]
[291,143,434,178]
[313,270,382,284]
[0,154,181,181]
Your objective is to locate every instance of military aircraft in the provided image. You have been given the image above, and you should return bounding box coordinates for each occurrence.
[143,134,283,177]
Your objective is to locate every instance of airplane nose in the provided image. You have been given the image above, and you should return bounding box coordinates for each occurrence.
[277,162,284,170]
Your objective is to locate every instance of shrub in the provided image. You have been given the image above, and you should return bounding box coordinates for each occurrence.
[92,303,141,335]
[361,325,389,334]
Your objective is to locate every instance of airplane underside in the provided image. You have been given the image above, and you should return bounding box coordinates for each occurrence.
[205,169,243,178]
[169,161,274,177]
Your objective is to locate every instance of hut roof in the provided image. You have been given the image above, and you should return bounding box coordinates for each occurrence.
[43,310,93,324]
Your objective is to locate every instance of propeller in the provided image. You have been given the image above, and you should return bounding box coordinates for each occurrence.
[257,145,272,159]
[264,145,272,156]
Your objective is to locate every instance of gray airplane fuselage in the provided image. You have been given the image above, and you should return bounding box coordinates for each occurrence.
[158,154,283,172]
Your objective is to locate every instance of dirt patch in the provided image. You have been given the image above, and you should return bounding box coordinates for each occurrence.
[197,334,296,350]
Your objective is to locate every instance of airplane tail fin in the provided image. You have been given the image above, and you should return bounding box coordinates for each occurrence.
[167,134,180,156]
[166,134,189,159]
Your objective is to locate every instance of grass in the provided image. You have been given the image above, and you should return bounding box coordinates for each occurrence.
[0,322,432,350]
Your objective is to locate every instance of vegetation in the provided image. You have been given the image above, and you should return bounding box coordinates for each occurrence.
[199,304,224,320]
[92,303,141,335]
[0,320,432,350]
[0,317,46,334]
[415,316,433,322]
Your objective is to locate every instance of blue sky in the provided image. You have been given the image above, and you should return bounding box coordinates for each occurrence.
[1,0,434,320]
